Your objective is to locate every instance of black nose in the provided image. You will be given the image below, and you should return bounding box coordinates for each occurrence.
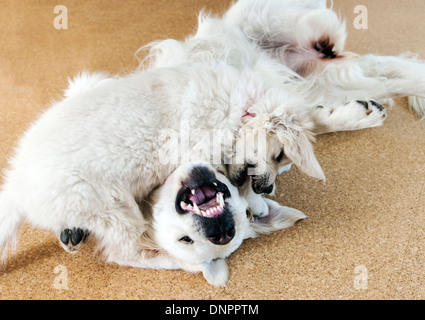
[208,227,236,245]
[252,182,274,194]
[262,184,274,194]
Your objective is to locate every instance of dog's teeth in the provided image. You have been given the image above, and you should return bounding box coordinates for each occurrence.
[180,201,186,209]
[201,210,206,216]
[193,203,200,214]
[191,189,196,195]
[213,182,217,186]
[218,193,224,207]
[187,204,192,208]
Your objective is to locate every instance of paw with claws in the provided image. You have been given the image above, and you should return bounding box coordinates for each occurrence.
[313,100,387,134]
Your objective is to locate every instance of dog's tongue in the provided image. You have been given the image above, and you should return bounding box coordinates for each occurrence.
[189,186,216,205]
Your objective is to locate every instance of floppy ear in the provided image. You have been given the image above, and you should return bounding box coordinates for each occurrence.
[274,117,326,181]
[250,198,307,237]
[201,258,229,287]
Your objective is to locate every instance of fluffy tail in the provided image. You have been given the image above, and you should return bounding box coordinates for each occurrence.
[0,191,23,263]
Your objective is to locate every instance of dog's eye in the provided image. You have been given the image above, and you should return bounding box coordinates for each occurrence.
[179,236,194,244]
[275,151,284,163]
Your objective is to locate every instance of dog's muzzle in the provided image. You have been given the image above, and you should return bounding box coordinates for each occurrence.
[175,165,235,245]
[253,183,274,195]
[252,174,274,195]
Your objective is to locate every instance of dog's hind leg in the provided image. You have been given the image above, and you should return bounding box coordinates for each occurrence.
[310,100,387,134]
[58,227,90,253]
[303,54,425,119]
[356,54,425,119]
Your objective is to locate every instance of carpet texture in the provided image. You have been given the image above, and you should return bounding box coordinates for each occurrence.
[0,0,424,300]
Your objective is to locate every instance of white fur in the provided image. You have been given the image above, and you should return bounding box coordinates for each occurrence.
[64,71,112,98]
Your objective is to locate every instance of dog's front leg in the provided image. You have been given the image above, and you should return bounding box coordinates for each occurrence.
[239,178,269,218]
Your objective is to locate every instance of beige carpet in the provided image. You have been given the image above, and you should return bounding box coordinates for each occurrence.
[0,0,424,300]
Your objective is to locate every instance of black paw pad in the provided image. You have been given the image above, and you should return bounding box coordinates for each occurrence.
[60,228,90,248]
[370,100,384,111]
[356,100,369,110]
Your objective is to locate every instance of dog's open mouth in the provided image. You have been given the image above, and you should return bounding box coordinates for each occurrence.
[175,166,232,218]
[179,183,226,218]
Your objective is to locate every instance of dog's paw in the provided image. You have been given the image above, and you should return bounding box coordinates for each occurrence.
[247,195,269,218]
[352,99,386,116]
[313,100,387,133]
[59,228,90,253]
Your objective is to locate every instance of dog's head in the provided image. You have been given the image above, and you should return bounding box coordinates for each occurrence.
[228,106,325,194]
[148,162,250,286]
